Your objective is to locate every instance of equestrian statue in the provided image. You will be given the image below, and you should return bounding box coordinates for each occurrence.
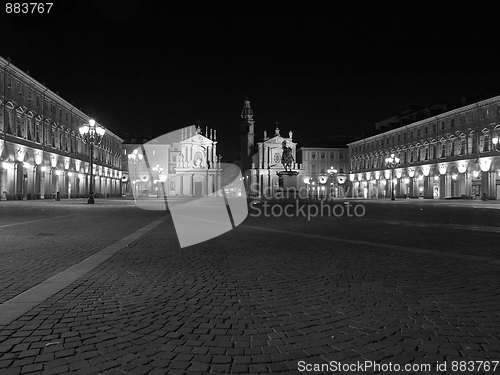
[281,141,294,172]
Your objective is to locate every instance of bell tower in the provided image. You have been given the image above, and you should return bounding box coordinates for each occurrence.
[240,96,255,173]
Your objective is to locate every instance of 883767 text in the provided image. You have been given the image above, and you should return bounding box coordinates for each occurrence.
[5,3,53,13]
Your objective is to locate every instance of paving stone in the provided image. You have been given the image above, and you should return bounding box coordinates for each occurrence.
[1,200,500,373]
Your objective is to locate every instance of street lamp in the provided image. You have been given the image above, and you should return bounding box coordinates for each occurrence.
[385,153,400,201]
[152,163,165,198]
[128,149,143,199]
[327,166,337,199]
[79,119,105,204]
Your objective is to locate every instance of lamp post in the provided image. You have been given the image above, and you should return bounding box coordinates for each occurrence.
[152,163,164,198]
[385,153,400,201]
[128,149,144,199]
[327,166,338,200]
[79,119,105,204]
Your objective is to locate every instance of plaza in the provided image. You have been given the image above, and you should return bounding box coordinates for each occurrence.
[0,198,499,374]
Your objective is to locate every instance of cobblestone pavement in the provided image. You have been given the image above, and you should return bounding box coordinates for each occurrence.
[0,198,499,374]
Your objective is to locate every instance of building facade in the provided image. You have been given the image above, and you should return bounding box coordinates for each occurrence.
[124,125,222,198]
[298,140,349,199]
[349,94,500,200]
[240,99,305,197]
[0,56,123,200]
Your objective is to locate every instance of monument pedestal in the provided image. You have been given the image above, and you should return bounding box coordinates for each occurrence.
[276,170,299,198]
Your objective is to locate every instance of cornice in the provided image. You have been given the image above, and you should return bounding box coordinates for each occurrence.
[349,96,500,146]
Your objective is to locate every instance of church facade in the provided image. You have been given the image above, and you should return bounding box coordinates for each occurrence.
[239,99,305,197]
[126,125,223,198]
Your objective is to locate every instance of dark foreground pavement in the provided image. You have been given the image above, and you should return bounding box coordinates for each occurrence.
[0,198,499,374]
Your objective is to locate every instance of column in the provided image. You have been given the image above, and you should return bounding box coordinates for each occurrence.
[465,173,472,198]
[424,176,431,198]
[15,162,23,200]
[439,175,446,199]
[35,165,42,199]
[0,164,4,200]
[481,171,489,200]
[488,171,496,199]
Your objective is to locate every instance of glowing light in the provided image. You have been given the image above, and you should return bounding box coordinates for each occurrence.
[479,158,492,172]
[457,162,467,174]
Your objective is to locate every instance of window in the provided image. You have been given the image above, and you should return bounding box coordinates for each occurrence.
[311,152,316,160]
[16,80,21,95]
[320,152,325,159]
[451,119,455,127]
[484,133,490,152]
[425,126,428,134]
[339,153,343,160]
[28,88,32,100]
[417,129,420,137]
[35,121,40,143]
[330,152,334,159]
[433,124,436,132]
[7,76,12,89]
[441,122,445,130]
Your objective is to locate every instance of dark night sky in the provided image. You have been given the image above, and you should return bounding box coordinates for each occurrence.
[2,1,500,160]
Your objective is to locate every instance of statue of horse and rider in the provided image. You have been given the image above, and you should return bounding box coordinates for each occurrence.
[281,141,294,171]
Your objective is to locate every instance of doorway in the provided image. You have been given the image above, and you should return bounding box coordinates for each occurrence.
[194,182,202,197]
